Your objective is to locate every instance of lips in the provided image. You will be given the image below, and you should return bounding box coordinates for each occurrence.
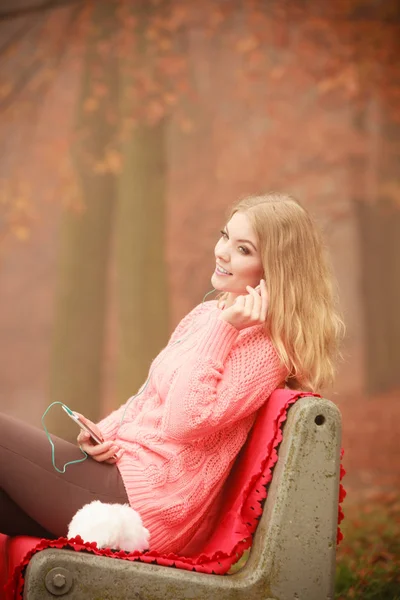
[215,264,232,275]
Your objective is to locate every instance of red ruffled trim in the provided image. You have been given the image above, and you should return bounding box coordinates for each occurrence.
[4,392,346,599]
[337,448,346,544]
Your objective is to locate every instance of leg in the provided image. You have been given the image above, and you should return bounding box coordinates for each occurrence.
[0,489,52,538]
[0,413,129,537]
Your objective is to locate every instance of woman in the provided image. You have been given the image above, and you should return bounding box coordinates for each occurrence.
[0,192,344,554]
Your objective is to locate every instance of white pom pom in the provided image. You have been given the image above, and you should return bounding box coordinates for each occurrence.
[68,500,150,552]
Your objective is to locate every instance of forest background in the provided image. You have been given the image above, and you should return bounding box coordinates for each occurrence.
[0,2,399,588]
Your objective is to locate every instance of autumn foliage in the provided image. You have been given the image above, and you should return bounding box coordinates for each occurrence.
[335,492,400,599]
[0,0,400,245]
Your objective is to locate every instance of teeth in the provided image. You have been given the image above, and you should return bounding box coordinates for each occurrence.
[217,265,231,275]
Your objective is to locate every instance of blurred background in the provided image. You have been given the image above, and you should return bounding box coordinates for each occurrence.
[0,0,399,578]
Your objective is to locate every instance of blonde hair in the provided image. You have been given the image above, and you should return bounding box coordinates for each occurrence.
[219,193,345,392]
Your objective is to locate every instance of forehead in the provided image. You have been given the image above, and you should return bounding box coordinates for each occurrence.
[227,211,256,241]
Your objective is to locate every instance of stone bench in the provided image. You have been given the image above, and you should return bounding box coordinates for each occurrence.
[12,395,343,600]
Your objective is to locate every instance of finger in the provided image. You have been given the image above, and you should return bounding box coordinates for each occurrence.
[243,291,254,317]
[106,449,125,464]
[93,446,120,462]
[233,295,246,311]
[246,285,261,303]
[78,440,96,455]
[81,440,117,457]
[90,441,118,457]
[260,279,268,322]
[77,430,90,444]
[246,286,261,319]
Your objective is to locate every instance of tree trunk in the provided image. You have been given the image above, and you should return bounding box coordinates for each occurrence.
[353,94,400,394]
[115,123,169,405]
[47,1,119,439]
[355,199,400,394]
[114,1,169,405]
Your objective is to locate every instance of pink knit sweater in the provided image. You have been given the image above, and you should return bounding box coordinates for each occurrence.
[97,300,286,554]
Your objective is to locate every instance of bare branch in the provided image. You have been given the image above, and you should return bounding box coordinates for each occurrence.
[0,0,84,22]
[0,2,83,114]
[0,59,43,113]
[0,19,39,56]
[26,2,84,107]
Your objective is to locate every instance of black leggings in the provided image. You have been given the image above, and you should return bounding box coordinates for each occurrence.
[0,413,129,538]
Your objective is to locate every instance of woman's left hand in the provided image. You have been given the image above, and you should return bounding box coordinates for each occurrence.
[219,278,268,331]
[76,413,121,464]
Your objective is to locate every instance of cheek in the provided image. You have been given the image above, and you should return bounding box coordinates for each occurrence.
[243,259,263,280]
[255,261,264,276]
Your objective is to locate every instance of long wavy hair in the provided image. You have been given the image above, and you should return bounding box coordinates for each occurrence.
[218,193,345,392]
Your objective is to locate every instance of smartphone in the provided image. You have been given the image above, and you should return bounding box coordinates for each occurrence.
[62,405,104,445]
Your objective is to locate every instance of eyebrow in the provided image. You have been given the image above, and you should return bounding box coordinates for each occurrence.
[225,225,258,251]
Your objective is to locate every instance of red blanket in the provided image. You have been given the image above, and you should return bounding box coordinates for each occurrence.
[4,390,346,599]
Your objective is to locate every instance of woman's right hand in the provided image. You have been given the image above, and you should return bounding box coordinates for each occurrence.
[76,413,120,464]
[219,278,268,331]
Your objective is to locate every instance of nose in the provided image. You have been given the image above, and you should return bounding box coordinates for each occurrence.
[215,244,230,264]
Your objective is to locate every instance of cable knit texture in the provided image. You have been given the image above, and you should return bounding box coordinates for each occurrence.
[96,300,287,554]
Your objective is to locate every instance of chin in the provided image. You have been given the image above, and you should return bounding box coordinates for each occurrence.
[211,274,229,292]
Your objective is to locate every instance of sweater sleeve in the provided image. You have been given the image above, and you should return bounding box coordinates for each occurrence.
[167,302,212,346]
[161,316,285,441]
[96,302,211,440]
[96,403,128,440]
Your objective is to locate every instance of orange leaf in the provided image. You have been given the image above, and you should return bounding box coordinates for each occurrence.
[93,161,107,174]
[269,66,285,80]
[163,92,177,106]
[146,100,166,124]
[158,38,172,51]
[145,27,157,41]
[83,97,98,113]
[105,149,123,174]
[13,225,29,241]
[93,83,108,98]
[0,83,12,99]
[236,36,259,54]
[179,116,194,134]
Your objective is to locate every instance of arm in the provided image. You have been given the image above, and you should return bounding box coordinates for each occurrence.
[96,302,211,439]
[161,317,285,442]
[96,404,127,440]
[167,302,212,345]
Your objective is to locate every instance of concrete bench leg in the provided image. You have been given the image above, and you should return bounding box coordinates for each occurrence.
[245,395,342,600]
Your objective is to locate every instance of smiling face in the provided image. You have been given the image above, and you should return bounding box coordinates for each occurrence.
[211,211,264,301]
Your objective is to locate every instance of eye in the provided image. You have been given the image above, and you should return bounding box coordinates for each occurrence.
[238,246,250,255]
[220,229,228,238]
